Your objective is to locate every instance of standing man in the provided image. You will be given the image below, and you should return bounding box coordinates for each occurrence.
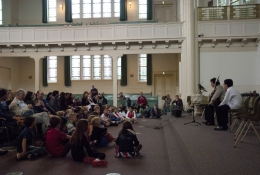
[90,85,98,99]
[137,92,147,113]
[214,79,242,131]
[204,78,225,126]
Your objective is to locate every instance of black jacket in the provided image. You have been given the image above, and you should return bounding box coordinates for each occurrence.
[116,129,139,152]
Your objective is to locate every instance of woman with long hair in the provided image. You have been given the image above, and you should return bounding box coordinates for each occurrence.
[115,121,142,158]
[81,91,90,106]
[45,92,53,103]
[70,119,108,166]
[24,91,35,106]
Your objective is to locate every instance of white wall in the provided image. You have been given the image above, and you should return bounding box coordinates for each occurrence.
[200,51,258,94]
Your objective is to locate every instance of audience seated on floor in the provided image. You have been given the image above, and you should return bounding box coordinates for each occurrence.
[152,104,162,119]
[101,109,118,127]
[66,113,77,135]
[126,107,137,123]
[48,90,60,112]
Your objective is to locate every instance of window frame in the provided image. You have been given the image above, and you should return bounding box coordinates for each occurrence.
[71,55,112,80]
[0,0,2,25]
[138,54,147,82]
[47,0,57,22]
[47,56,58,83]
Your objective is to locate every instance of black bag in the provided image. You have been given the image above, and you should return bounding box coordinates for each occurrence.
[172,109,182,117]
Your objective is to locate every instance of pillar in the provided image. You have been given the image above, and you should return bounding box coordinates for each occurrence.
[33,57,41,92]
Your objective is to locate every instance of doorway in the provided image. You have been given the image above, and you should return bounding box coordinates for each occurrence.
[154,4,174,22]
[154,73,177,108]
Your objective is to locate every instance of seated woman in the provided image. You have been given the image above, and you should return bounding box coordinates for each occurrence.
[115,121,142,158]
[152,104,162,119]
[171,95,183,111]
[24,91,35,107]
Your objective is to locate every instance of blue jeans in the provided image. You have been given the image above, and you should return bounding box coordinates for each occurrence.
[26,146,47,156]
[163,106,170,115]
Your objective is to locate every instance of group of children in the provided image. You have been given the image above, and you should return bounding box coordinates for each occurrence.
[16,104,143,166]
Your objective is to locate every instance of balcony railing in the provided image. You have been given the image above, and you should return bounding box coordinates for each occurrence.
[198,4,259,21]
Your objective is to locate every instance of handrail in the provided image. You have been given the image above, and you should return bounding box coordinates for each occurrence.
[0,22,83,27]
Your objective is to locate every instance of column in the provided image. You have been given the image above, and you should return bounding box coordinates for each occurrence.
[181,0,195,98]
[111,54,121,107]
[34,57,41,92]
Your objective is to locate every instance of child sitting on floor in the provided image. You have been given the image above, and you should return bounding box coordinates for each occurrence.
[100,109,118,127]
[16,116,47,160]
[77,106,88,120]
[126,107,137,123]
[115,121,142,158]
[90,117,115,147]
[152,104,162,119]
[112,107,125,122]
[142,105,151,118]
[109,106,121,122]
[70,119,108,166]
[66,113,77,135]
[45,116,71,157]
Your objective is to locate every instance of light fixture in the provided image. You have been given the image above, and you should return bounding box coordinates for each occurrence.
[129,1,132,8]
[60,4,63,10]
[162,1,164,4]
[163,72,165,75]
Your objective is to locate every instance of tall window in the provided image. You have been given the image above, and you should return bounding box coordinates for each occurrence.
[117,57,121,79]
[139,0,147,19]
[48,0,56,22]
[83,0,91,18]
[139,54,147,82]
[71,55,112,80]
[48,56,57,83]
[230,0,239,5]
[103,0,111,17]
[0,0,2,25]
[92,0,101,18]
[72,0,81,19]
[114,0,120,17]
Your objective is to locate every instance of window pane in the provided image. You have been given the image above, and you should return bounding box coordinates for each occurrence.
[83,68,91,76]
[72,0,80,19]
[103,68,112,79]
[72,68,80,76]
[49,69,57,77]
[48,0,56,22]
[93,68,101,80]
[139,54,147,82]
[83,58,91,67]
[139,57,147,66]
[139,0,147,19]
[83,1,91,18]
[118,67,121,79]
[103,1,111,17]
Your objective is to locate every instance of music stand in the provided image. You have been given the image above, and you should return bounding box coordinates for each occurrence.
[184,84,206,126]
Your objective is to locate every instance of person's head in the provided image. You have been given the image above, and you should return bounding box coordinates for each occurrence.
[81,106,88,114]
[103,109,109,114]
[120,121,134,134]
[175,95,179,100]
[95,95,99,100]
[50,116,61,128]
[108,106,113,111]
[92,85,95,89]
[210,78,220,87]
[140,92,143,96]
[223,79,233,90]
[114,108,118,113]
[56,111,65,117]
[154,104,158,109]
[65,93,69,98]
[37,90,44,100]
[120,103,123,107]
[128,106,133,112]
[68,113,77,122]
[94,106,100,113]
[91,117,100,127]
[146,105,149,109]
[70,119,88,146]
[60,92,65,99]
[52,90,59,98]
[166,94,170,98]
[7,91,16,101]
[0,88,8,101]
[83,91,88,98]
[34,98,41,106]
[16,89,26,101]
[23,116,36,128]
[88,115,96,124]
[65,109,73,116]
[24,91,34,102]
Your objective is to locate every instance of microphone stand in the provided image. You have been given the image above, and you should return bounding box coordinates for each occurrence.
[184,88,203,126]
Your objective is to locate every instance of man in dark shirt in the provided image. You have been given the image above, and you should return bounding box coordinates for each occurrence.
[48,90,60,113]
[91,85,98,98]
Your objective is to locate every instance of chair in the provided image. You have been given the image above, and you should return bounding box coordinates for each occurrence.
[233,98,260,147]
[229,96,251,131]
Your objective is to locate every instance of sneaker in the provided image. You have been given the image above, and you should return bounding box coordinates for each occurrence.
[16,153,22,160]
[83,157,95,164]
[92,159,108,166]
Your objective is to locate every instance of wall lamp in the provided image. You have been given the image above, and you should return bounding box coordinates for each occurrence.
[129,1,132,8]
[162,1,164,4]
[60,4,63,10]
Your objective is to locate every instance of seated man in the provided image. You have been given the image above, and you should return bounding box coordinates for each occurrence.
[0,88,23,126]
[48,90,60,113]
[99,93,107,106]
[137,92,147,113]
[9,89,50,132]
[118,92,126,100]
[171,95,183,111]
[152,104,162,119]
[214,79,242,131]
[204,78,225,126]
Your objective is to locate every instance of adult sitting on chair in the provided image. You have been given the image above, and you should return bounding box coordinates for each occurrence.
[137,92,147,113]
[204,78,225,126]
[0,88,23,126]
[9,89,50,132]
[214,79,242,131]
